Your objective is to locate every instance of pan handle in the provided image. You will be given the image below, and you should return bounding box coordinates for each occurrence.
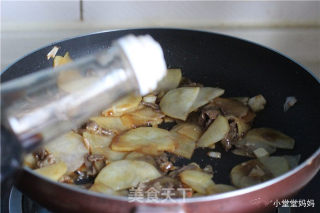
[134,205,185,213]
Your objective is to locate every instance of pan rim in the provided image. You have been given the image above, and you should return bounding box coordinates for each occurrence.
[3,27,319,203]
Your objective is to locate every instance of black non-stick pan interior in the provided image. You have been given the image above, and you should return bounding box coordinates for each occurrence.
[2,28,319,185]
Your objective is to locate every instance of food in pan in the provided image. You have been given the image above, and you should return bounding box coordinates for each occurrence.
[24,53,299,198]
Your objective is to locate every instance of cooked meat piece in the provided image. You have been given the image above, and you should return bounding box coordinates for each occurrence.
[141,101,160,110]
[86,121,114,136]
[212,98,249,118]
[33,148,56,168]
[168,163,199,178]
[135,176,185,198]
[198,106,221,129]
[84,154,105,176]
[87,154,105,162]
[179,77,203,87]
[221,121,238,151]
[203,165,213,174]
[155,153,174,173]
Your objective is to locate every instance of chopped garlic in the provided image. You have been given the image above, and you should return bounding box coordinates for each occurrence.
[207,151,221,159]
[248,94,266,112]
[284,96,297,112]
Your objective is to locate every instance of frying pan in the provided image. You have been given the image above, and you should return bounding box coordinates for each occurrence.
[1,28,320,213]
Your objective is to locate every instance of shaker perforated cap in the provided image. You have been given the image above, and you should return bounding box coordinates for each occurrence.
[116,35,167,95]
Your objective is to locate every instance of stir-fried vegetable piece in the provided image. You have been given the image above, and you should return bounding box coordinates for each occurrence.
[45,132,88,173]
[111,127,175,155]
[189,87,225,112]
[242,128,295,149]
[179,169,215,194]
[156,69,182,91]
[160,87,200,120]
[89,116,129,134]
[170,132,196,159]
[197,115,230,148]
[93,160,161,191]
[34,162,67,181]
[102,94,142,116]
[170,122,202,141]
[83,132,126,161]
[121,107,164,128]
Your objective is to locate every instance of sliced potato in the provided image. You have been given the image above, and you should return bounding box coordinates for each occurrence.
[283,155,300,169]
[189,87,225,112]
[111,127,175,155]
[102,94,142,116]
[243,128,295,149]
[197,115,230,148]
[121,107,164,128]
[212,98,249,118]
[230,159,272,188]
[89,116,128,134]
[160,87,200,120]
[83,132,126,161]
[179,170,215,194]
[125,152,156,166]
[45,132,88,173]
[170,123,202,141]
[94,160,161,190]
[90,183,128,196]
[156,69,182,91]
[258,156,290,177]
[170,132,196,159]
[34,162,67,181]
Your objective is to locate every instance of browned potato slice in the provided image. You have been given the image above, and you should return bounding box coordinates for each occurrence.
[189,87,225,112]
[121,107,164,128]
[34,162,67,181]
[83,132,126,161]
[226,115,251,137]
[212,98,249,118]
[94,160,161,190]
[179,170,215,194]
[230,159,273,188]
[156,69,182,91]
[89,116,129,134]
[111,127,175,155]
[45,132,88,173]
[102,94,142,116]
[170,123,202,141]
[197,115,230,148]
[258,156,290,177]
[170,132,196,159]
[160,87,200,120]
[243,128,295,149]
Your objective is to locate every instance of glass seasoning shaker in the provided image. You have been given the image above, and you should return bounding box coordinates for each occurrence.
[0,35,167,181]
